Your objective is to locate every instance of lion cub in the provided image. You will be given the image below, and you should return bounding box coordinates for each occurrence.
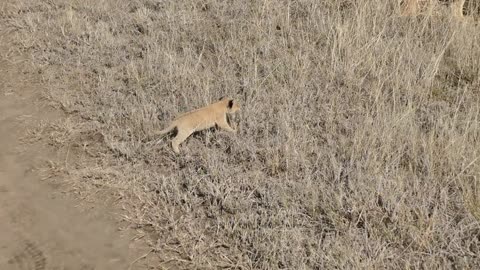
[156,97,240,153]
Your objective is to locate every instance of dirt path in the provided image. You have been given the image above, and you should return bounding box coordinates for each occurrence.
[0,40,150,270]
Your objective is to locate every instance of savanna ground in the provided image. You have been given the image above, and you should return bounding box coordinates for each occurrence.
[2,0,480,269]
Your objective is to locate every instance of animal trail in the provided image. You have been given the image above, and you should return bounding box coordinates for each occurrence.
[7,239,46,270]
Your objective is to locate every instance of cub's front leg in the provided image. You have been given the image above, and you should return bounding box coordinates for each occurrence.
[216,116,236,133]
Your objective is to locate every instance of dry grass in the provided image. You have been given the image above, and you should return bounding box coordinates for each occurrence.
[2,0,480,268]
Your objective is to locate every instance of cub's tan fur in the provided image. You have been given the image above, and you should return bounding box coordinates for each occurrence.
[157,97,240,153]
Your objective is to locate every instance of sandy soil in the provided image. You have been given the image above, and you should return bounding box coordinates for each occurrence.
[0,38,151,270]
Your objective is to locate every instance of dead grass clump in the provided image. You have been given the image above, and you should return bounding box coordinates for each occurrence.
[3,0,480,268]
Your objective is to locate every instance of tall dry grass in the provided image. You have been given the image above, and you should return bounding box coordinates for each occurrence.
[2,0,480,268]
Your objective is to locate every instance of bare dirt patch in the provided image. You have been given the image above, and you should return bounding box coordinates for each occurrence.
[0,34,153,270]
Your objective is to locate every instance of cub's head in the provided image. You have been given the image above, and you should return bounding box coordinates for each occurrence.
[219,97,240,113]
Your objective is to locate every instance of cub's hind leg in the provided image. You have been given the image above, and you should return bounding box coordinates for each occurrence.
[171,129,193,153]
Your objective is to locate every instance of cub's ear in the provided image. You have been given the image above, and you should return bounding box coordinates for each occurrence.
[218,96,226,101]
[228,99,234,109]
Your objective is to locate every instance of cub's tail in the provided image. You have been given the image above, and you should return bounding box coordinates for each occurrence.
[143,123,177,143]
[156,123,177,137]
